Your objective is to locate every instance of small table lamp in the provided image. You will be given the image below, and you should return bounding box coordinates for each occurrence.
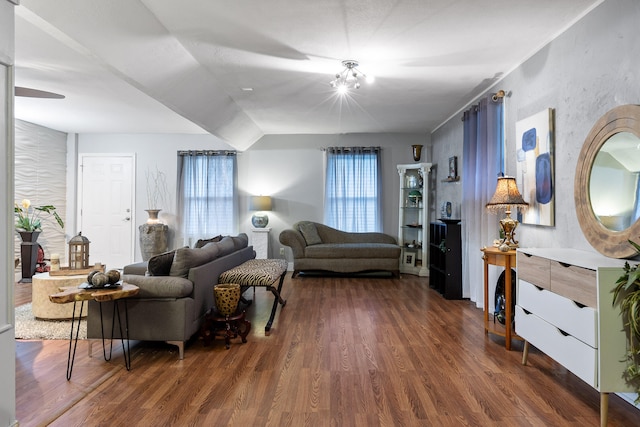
[486,176,529,248]
[250,196,272,228]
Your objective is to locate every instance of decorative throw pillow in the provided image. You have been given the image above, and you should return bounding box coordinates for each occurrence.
[147,249,179,276]
[195,235,223,249]
[299,221,322,245]
[170,243,221,278]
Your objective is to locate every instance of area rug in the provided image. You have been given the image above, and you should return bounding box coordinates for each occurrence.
[14,303,87,340]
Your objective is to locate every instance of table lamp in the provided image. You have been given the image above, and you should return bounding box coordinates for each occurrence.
[486,176,529,248]
[250,196,272,228]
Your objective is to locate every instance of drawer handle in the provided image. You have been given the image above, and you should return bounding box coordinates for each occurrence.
[558,262,572,268]
[558,328,569,337]
[573,301,586,309]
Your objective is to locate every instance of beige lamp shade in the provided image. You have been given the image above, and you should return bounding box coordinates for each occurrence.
[250,196,272,228]
[486,176,529,248]
[250,196,272,212]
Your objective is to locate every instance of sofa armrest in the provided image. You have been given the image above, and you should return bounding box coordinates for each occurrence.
[123,261,148,276]
[122,274,193,299]
[279,229,307,258]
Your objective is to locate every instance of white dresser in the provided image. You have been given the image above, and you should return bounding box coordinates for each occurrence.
[515,248,636,427]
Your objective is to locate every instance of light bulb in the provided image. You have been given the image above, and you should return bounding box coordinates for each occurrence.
[366,75,375,84]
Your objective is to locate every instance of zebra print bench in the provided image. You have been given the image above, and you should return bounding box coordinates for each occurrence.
[218,258,287,334]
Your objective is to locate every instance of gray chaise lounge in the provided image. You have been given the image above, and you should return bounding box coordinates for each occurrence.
[279,221,401,278]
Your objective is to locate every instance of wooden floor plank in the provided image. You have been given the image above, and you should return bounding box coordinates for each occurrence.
[14,274,640,426]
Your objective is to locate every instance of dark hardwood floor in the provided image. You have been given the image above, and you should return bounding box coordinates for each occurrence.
[14,274,640,426]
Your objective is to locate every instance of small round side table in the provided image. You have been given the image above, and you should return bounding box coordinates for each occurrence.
[200,310,251,349]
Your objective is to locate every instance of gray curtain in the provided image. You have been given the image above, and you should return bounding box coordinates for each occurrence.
[462,95,504,305]
[176,150,238,247]
[324,146,382,232]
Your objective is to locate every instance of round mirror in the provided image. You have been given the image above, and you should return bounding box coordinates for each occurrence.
[575,104,640,258]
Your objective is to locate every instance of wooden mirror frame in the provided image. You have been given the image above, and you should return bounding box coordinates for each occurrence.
[575,104,640,258]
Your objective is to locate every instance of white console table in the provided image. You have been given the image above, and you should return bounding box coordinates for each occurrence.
[251,228,271,259]
[516,248,636,427]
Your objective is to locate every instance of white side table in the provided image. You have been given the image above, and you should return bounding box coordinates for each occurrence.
[251,228,271,259]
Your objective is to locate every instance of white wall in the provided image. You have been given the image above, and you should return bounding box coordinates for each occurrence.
[78,132,428,261]
[432,0,640,255]
[1,1,16,425]
[243,133,429,258]
[14,119,68,265]
[77,133,233,260]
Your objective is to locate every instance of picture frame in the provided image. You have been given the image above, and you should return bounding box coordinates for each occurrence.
[448,156,458,179]
[403,251,416,267]
[515,108,555,226]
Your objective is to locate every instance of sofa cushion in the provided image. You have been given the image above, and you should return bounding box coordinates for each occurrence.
[304,243,401,259]
[194,235,223,249]
[169,243,221,278]
[299,221,322,245]
[217,237,237,257]
[122,275,194,299]
[147,249,178,276]
[230,233,249,250]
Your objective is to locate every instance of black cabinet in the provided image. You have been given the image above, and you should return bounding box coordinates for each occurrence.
[429,221,462,299]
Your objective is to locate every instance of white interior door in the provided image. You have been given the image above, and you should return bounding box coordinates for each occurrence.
[78,154,135,270]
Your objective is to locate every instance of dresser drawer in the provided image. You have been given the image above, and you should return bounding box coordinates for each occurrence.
[550,261,597,308]
[515,306,596,387]
[516,253,550,290]
[517,280,597,347]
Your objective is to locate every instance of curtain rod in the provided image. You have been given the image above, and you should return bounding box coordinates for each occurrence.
[177,150,236,156]
[321,146,381,152]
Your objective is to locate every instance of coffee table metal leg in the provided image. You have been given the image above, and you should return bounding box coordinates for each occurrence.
[65,300,85,381]
[98,300,133,370]
[113,300,132,371]
[98,302,115,361]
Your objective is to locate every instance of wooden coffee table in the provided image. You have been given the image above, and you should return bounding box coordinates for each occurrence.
[50,283,139,380]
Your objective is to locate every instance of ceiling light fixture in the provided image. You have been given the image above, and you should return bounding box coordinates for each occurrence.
[329,60,374,93]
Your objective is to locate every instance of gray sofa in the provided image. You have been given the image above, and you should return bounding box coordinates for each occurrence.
[86,234,255,359]
[279,221,401,278]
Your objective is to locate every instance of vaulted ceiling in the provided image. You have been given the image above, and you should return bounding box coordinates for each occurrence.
[14,0,602,150]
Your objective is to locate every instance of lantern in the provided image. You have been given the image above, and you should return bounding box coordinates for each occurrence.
[68,232,90,270]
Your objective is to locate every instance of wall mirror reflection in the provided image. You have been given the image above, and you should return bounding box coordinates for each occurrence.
[590,131,640,231]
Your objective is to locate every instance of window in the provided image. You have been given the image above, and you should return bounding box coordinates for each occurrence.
[324,146,382,232]
[177,151,237,246]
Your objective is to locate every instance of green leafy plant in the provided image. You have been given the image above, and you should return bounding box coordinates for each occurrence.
[438,239,447,253]
[612,239,640,402]
[14,199,64,232]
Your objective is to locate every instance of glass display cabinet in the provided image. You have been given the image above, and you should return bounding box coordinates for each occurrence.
[397,163,432,276]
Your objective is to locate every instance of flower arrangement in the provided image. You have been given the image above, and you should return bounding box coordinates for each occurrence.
[145,166,168,210]
[14,199,64,232]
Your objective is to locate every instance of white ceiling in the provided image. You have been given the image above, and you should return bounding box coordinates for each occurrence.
[14,0,602,150]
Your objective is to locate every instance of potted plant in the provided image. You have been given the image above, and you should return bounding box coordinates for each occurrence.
[14,198,64,234]
[612,239,640,402]
[14,198,64,281]
[145,166,168,222]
